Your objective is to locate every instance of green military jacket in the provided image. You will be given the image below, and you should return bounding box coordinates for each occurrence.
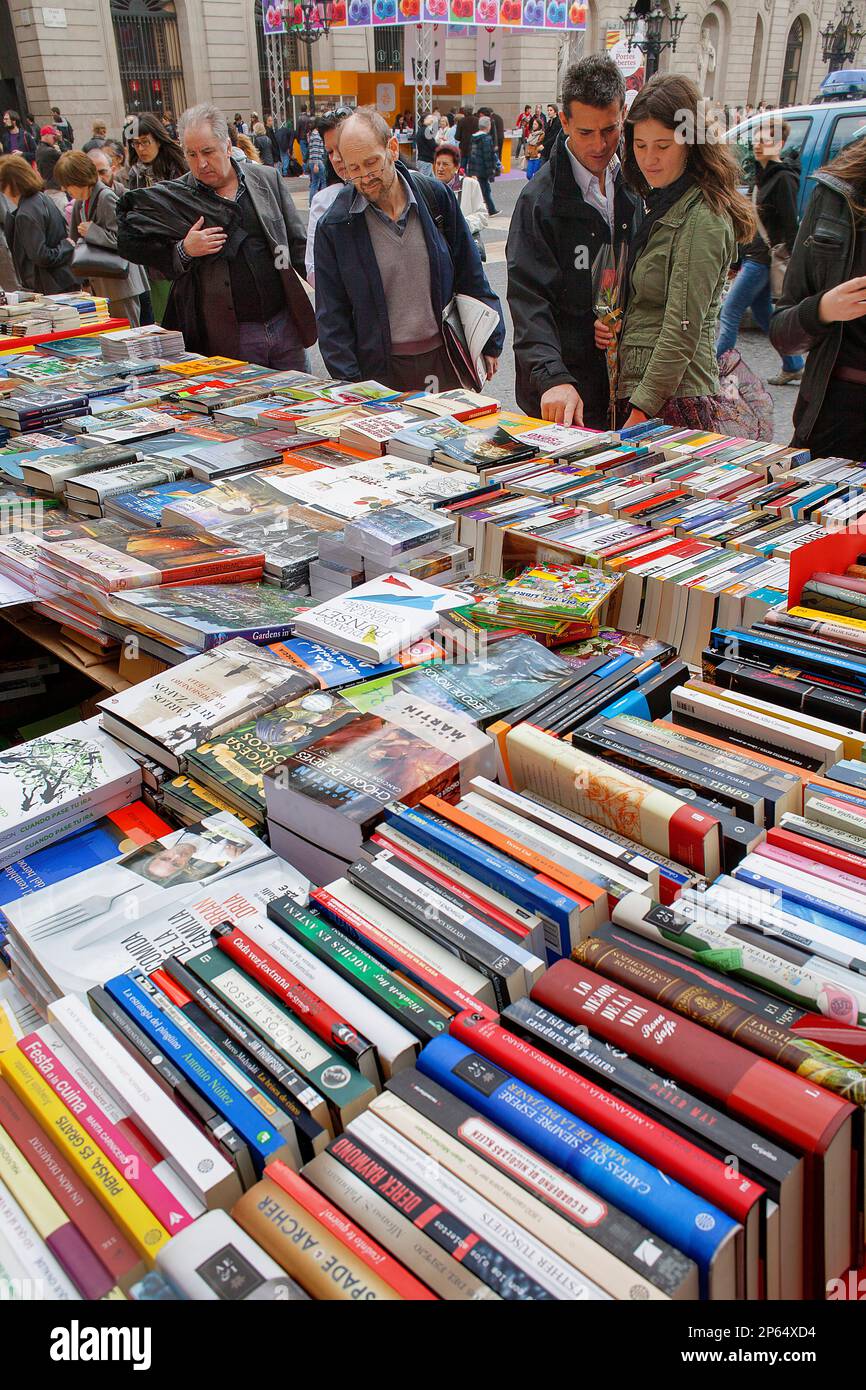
[618,184,736,417]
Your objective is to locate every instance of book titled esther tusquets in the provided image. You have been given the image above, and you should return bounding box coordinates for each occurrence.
[292,572,466,662]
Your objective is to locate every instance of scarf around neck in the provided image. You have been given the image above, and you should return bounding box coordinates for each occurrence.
[628,169,697,277]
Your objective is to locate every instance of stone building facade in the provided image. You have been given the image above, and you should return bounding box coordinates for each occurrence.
[0,0,857,138]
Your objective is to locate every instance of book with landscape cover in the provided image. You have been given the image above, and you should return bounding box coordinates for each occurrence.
[433,424,538,472]
[64,459,188,506]
[98,637,320,771]
[90,583,308,651]
[107,479,212,526]
[264,690,493,860]
[21,444,141,494]
[188,689,357,822]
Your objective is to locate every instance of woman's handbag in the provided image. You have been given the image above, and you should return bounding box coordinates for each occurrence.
[71,240,130,280]
[752,188,790,299]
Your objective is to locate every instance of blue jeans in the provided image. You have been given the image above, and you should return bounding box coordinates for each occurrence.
[238,306,308,371]
[526,157,541,179]
[308,164,327,201]
[476,175,497,215]
[716,258,804,373]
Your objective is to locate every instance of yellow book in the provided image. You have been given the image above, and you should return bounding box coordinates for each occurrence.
[0,1006,18,1056]
[789,604,866,634]
[0,1049,170,1265]
[163,357,247,376]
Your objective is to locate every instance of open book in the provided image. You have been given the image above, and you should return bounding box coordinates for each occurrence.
[442,294,500,393]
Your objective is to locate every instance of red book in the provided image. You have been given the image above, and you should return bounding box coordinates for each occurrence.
[448,1009,766,1224]
[212,924,377,1082]
[596,526,674,560]
[370,828,535,944]
[765,825,866,883]
[0,1076,142,1292]
[264,1159,437,1300]
[531,959,857,1293]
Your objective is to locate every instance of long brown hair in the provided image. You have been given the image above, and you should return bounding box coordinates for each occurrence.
[129,112,186,181]
[823,134,866,219]
[624,73,755,244]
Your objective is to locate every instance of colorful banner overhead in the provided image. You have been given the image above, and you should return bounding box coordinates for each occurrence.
[263,1,585,31]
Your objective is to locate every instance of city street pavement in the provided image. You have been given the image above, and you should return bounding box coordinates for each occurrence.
[291,169,799,445]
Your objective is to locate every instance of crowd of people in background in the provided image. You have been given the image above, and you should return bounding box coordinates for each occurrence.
[1,64,865,457]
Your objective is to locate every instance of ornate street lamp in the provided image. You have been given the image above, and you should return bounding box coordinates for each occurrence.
[820,1,865,70]
[287,0,334,115]
[620,1,686,78]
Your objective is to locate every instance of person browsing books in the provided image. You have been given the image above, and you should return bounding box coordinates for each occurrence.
[770,134,866,462]
[117,102,315,368]
[507,56,641,429]
[313,107,504,392]
[595,74,754,430]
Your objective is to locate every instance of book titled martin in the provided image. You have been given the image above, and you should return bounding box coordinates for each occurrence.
[264,690,493,860]
[292,572,464,662]
[98,637,320,771]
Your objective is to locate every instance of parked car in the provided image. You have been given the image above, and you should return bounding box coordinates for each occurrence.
[726,99,866,216]
[814,68,866,102]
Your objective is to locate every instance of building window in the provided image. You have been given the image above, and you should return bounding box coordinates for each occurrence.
[374,27,404,70]
[780,17,804,106]
[254,0,300,118]
[110,0,186,121]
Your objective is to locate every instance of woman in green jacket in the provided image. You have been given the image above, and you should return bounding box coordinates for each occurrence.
[597,74,754,430]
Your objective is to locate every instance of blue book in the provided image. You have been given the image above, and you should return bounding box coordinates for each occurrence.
[734,863,866,937]
[712,873,866,965]
[103,971,295,1175]
[804,781,866,813]
[383,803,581,960]
[110,479,211,525]
[417,1034,739,1297]
[267,635,432,691]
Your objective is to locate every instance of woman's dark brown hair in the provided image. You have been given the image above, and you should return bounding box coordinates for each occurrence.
[0,153,44,197]
[823,134,866,219]
[624,73,755,244]
[129,112,186,181]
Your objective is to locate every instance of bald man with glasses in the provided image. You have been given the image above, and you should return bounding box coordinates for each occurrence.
[313,106,504,392]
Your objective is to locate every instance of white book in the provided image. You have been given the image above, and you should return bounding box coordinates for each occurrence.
[155,1209,308,1300]
[507,425,609,459]
[671,685,844,769]
[45,993,241,1210]
[0,718,141,870]
[3,812,276,1001]
[292,571,465,661]
[350,1111,609,1301]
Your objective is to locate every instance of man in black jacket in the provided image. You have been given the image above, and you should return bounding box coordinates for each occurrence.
[314,107,504,390]
[117,101,314,366]
[507,55,640,428]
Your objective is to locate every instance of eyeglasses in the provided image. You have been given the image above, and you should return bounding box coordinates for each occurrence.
[130,135,156,147]
[343,153,388,182]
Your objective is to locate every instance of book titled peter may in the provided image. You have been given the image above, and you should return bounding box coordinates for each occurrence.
[98,637,320,772]
[264,690,493,859]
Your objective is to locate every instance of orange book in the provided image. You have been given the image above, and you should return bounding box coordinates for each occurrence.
[420,795,607,928]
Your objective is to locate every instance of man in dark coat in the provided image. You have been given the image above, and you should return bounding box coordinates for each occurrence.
[507,55,640,428]
[116,101,314,367]
[314,107,503,390]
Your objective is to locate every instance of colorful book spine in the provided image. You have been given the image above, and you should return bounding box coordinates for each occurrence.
[0,1047,171,1264]
[417,1034,739,1298]
[16,1032,197,1235]
[102,971,299,1175]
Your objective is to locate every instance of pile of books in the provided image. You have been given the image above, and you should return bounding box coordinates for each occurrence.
[0,292,111,338]
[6,324,866,1305]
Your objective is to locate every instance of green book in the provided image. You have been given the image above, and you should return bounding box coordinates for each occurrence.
[181,946,375,1132]
[267,896,448,1044]
[186,689,357,822]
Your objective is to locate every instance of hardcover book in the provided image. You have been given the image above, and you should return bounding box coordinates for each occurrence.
[264,691,493,860]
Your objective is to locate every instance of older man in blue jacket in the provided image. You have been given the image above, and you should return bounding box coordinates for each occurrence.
[313,106,504,392]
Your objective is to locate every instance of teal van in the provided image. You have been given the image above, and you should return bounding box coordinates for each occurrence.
[726,99,866,216]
